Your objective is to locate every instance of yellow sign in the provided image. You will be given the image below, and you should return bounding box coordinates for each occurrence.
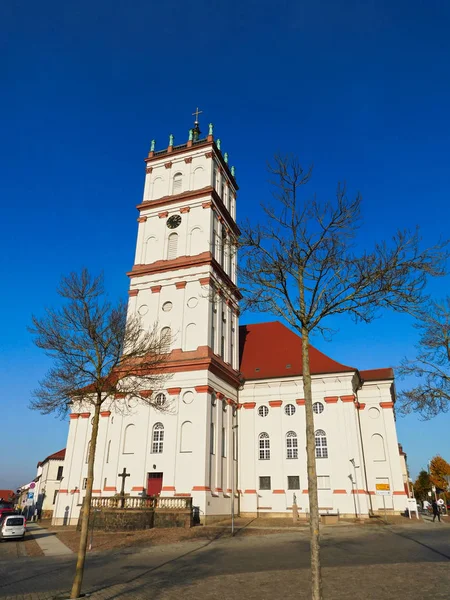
[375,483,390,491]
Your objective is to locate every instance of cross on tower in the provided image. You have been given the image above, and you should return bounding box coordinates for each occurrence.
[192,107,203,124]
[118,467,130,497]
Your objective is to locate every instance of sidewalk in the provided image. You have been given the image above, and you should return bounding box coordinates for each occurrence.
[28,523,73,556]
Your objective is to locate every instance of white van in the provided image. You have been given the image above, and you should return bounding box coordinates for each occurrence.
[0,515,26,540]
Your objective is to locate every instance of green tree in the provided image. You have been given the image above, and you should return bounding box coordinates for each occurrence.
[413,470,431,502]
[429,455,450,492]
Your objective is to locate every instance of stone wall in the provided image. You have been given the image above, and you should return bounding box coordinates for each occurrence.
[77,507,192,531]
[78,509,155,532]
[154,509,192,528]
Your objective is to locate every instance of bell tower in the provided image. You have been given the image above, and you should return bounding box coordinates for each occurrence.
[128,114,240,375]
[126,112,241,519]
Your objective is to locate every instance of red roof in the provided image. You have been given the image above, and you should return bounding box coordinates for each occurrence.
[360,368,394,381]
[239,322,355,380]
[37,448,66,467]
[0,490,15,501]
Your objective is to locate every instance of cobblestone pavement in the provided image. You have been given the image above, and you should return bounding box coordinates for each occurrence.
[0,521,449,599]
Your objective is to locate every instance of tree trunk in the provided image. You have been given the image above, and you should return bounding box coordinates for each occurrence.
[70,399,102,598]
[302,326,323,600]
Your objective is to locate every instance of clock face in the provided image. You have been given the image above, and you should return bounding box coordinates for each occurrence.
[167,215,182,229]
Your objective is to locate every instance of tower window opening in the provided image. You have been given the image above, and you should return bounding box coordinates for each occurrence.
[173,172,182,194]
[167,233,178,260]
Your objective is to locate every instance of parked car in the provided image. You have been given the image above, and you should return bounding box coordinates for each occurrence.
[0,502,14,521]
[0,514,26,541]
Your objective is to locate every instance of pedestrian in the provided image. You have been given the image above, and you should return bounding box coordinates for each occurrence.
[432,499,441,522]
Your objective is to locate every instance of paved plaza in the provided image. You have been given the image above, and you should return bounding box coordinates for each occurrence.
[0,520,449,599]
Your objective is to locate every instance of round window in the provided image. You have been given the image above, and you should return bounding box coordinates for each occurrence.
[313,402,324,414]
[138,304,149,316]
[369,407,380,419]
[183,391,194,405]
[162,301,173,312]
[155,393,166,406]
[187,297,198,308]
[285,404,296,416]
[258,405,269,417]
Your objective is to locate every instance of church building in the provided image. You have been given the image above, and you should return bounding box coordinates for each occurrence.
[53,116,408,525]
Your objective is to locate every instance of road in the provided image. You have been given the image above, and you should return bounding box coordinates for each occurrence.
[0,539,27,560]
[0,520,449,599]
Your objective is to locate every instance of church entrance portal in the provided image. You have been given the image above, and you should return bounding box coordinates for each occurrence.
[147,472,163,496]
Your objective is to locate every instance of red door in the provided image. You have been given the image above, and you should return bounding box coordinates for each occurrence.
[147,472,163,496]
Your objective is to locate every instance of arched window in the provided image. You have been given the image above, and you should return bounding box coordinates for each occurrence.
[315,430,328,459]
[180,421,192,453]
[189,227,202,255]
[152,423,164,453]
[144,236,157,264]
[173,172,182,195]
[372,434,386,461]
[160,327,171,353]
[167,232,178,260]
[259,432,270,460]
[184,323,197,351]
[286,431,298,459]
[123,424,135,454]
[106,440,111,464]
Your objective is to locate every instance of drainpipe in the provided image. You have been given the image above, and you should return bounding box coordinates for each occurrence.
[355,390,373,516]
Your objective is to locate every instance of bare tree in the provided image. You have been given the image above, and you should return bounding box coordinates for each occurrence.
[398,298,450,419]
[29,269,168,599]
[239,155,447,600]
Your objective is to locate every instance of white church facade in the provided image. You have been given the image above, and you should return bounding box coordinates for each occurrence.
[53,119,408,525]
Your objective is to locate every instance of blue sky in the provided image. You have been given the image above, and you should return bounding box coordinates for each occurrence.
[1,0,449,489]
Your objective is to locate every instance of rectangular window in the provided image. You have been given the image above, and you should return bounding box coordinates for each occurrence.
[317,476,331,490]
[288,476,300,490]
[211,301,217,351]
[152,429,164,454]
[221,326,225,360]
[259,435,270,460]
[259,476,271,490]
[82,478,87,490]
[56,466,63,481]
[230,317,234,367]
[53,490,58,505]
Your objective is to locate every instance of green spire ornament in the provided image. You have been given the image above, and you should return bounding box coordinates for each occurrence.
[224,152,229,164]
[188,129,193,141]
[208,123,214,136]
[150,139,156,152]
[231,166,235,177]
[169,133,174,146]
[216,138,221,150]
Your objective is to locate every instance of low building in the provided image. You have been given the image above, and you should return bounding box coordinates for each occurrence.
[34,449,66,519]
